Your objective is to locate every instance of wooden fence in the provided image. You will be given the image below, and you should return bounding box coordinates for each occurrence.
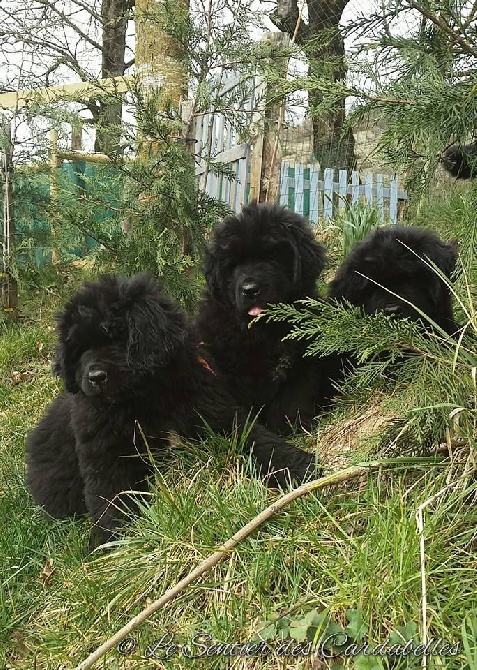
[193,73,258,214]
[191,73,408,223]
[279,162,408,223]
[197,159,408,224]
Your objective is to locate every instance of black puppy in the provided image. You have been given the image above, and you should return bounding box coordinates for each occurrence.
[328,225,459,336]
[26,273,315,549]
[195,201,330,435]
[441,142,477,179]
[304,225,460,408]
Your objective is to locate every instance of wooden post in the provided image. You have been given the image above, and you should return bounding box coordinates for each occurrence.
[70,122,86,197]
[49,129,60,263]
[1,121,18,315]
[248,76,266,203]
[71,121,83,151]
[249,32,290,204]
[50,129,59,205]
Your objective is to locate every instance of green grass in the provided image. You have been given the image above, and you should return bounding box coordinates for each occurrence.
[330,202,382,260]
[1,254,476,669]
[0,287,91,667]
[9,459,476,669]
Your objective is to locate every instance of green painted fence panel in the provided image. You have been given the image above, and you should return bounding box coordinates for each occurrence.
[7,162,122,266]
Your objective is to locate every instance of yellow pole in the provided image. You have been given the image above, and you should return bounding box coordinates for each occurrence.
[1,121,18,315]
[49,129,60,263]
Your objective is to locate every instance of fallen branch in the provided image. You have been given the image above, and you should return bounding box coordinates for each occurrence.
[75,456,443,670]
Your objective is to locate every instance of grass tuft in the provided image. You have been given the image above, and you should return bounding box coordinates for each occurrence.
[1,254,475,669]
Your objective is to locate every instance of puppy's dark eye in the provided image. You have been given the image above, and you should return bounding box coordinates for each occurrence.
[77,305,94,320]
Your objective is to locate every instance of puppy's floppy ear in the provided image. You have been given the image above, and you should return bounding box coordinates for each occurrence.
[202,213,241,301]
[126,291,187,370]
[283,212,327,289]
[441,239,458,277]
[203,246,224,300]
[52,311,82,393]
[52,340,78,392]
[421,237,458,279]
[327,262,370,304]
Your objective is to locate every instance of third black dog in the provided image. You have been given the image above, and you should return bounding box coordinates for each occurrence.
[441,142,477,179]
[328,225,459,336]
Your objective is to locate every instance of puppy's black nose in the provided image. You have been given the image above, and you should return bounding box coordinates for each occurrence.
[241,282,260,298]
[384,304,402,315]
[88,369,108,385]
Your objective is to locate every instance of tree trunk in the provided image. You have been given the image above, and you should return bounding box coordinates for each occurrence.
[307,0,355,169]
[271,0,355,169]
[94,0,131,155]
[135,0,189,107]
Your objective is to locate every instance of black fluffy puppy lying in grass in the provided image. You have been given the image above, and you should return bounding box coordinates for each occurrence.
[26,273,315,550]
[195,201,329,435]
[328,225,459,337]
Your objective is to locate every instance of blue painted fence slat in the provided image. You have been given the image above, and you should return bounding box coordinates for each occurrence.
[365,172,373,205]
[323,168,334,220]
[338,170,347,213]
[309,165,319,224]
[295,163,305,215]
[351,170,360,204]
[279,163,407,224]
[390,175,398,223]
[279,161,289,207]
[376,173,384,221]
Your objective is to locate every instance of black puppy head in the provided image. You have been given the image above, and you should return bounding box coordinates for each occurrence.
[328,225,458,334]
[54,273,187,396]
[203,202,326,323]
[441,142,477,179]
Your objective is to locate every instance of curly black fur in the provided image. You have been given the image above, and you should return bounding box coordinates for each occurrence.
[26,273,314,549]
[195,201,332,434]
[441,142,477,179]
[328,225,459,335]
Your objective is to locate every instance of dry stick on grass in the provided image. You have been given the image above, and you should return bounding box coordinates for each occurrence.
[75,457,443,670]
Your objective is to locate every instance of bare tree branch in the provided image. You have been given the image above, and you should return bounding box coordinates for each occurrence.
[35,0,103,51]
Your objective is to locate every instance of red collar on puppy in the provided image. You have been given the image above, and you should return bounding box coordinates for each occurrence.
[196,343,216,375]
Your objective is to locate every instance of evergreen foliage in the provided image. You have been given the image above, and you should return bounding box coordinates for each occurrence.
[261,297,477,454]
[342,0,477,191]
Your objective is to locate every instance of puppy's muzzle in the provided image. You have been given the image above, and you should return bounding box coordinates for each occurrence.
[241,282,261,299]
[87,368,108,387]
[383,304,404,316]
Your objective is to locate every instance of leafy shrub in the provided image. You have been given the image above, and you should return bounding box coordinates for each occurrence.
[332,202,382,259]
